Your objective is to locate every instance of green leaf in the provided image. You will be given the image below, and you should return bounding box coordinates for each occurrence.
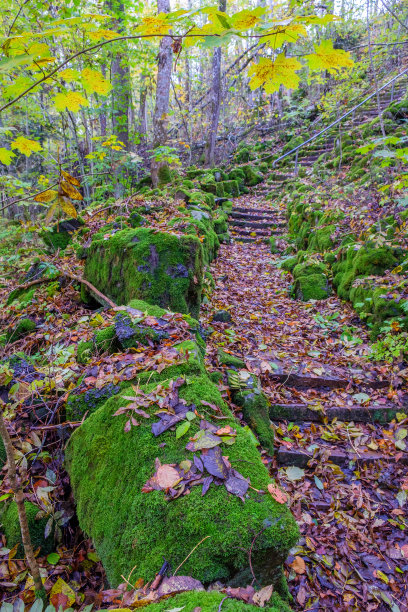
[285,466,305,481]
[47,552,61,565]
[314,476,324,490]
[0,54,35,73]
[186,411,196,421]
[176,421,190,439]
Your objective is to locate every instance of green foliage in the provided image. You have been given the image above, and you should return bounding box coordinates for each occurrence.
[145,590,293,612]
[370,331,408,363]
[1,501,54,556]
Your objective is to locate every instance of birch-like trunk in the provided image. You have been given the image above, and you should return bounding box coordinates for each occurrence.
[151,0,173,187]
[205,0,227,167]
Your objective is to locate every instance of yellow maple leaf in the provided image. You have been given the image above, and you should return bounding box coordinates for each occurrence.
[307,40,354,74]
[230,8,264,31]
[87,29,119,41]
[248,54,301,93]
[49,577,76,607]
[59,68,79,83]
[262,23,307,49]
[53,91,89,112]
[11,136,42,157]
[81,68,111,95]
[136,13,171,37]
[0,147,16,165]
[3,76,32,100]
[34,189,58,203]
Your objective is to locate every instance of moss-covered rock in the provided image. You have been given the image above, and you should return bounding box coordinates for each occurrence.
[144,590,292,612]
[222,180,240,197]
[1,501,54,556]
[41,218,84,252]
[82,228,204,318]
[77,340,94,364]
[293,273,330,301]
[307,225,336,252]
[6,318,36,343]
[66,375,298,587]
[218,349,245,368]
[242,166,264,187]
[94,326,118,353]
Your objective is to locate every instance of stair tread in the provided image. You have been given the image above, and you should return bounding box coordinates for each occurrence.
[276,446,408,467]
[270,402,403,424]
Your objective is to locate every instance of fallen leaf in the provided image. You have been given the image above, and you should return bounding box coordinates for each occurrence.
[268,483,288,504]
[156,465,181,489]
[291,556,306,574]
[253,584,273,607]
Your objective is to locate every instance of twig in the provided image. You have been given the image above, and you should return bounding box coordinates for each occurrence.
[7,269,117,309]
[30,421,82,431]
[218,596,231,611]
[172,535,210,576]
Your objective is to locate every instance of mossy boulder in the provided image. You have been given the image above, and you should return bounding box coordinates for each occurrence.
[66,375,298,588]
[293,273,330,301]
[1,501,54,556]
[242,166,264,187]
[222,180,240,197]
[82,227,204,318]
[41,218,84,252]
[77,340,94,364]
[307,225,336,252]
[218,349,245,368]
[144,590,292,612]
[228,371,274,454]
[6,318,36,343]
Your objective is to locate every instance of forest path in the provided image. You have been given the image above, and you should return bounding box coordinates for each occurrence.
[201,193,408,611]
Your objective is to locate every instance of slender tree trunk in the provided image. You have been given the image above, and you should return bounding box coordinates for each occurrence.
[151,0,173,187]
[100,64,107,137]
[0,409,45,599]
[138,73,148,145]
[109,0,131,197]
[367,0,386,137]
[205,0,227,167]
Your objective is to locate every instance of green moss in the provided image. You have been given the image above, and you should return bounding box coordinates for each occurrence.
[307,225,336,252]
[292,273,330,301]
[214,214,228,235]
[128,299,166,318]
[292,261,327,279]
[0,438,6,469]
[94,326,118,353]
[228,168,245,182]
[66,382,122,421]
[279,256,298,272]
[242,166,264,187]
[222,180,240,197]
[6,318,36,343]
[83,228,204,318]
[158,165,172,185]
[233,387,274,454]
[1,501,54,556]
[66,375,298,587]
[218,349,245,368]
[114,312,162,349]
[235,147,251,163]
[77,340,94,364]
[7,287,37,306]
[129,212,145,228]
[144,590,292,612]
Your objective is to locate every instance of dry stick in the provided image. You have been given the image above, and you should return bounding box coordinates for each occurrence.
[218,596,231,611]
[0,407,45,598]
[172,535,211,576]
[8,270,117,309]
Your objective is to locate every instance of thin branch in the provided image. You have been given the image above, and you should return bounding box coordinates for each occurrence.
[379,0,408,33]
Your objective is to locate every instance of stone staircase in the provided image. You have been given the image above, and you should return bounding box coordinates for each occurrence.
[228,204,286,243]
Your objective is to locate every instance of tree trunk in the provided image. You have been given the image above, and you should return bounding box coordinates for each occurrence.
[138,73,148,145]
[151,0,173,188]
[109,0,131,197]
[204,0,227,167]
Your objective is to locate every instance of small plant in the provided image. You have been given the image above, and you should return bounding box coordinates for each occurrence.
[370,321,408,362]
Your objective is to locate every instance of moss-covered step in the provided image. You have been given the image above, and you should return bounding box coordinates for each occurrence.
[82,227,204,317]
[1,501,54,556]
[66,375,298,589]
[144,590,292,612]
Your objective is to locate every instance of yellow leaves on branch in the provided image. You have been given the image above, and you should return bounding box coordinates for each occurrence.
[11,136,43,157]
[262,24,307,49]
[0,148,16,165]
[34,189,58,203]
[248,54,302,94]
[81,68,111,95]
[230,8,265,31]
[307,40,354,75]
[136,13,171,37]
[59,68,80,83]
[53,91,89,112]
[87,29,120,41]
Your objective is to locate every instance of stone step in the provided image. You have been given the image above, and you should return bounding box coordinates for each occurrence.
[233,206,279,215]
[276,446,408,467]
[230,211,282,221]
[266,367,388,390]
[229,219,286,229]
[269,402,402,424]
[232,236,268,243]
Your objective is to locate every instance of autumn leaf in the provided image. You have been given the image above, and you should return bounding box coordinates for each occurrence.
[81,67,111,95]
[61,180,83,200]
[53,91,89,112]
[291,556,306,574]
[262,24,307,49]
[34,189,58,203]
[307,40,354,75]
[57,195,78,218]
[59,68,80,83]
[62,169,80,186]
[87,29,119,41]
[248,54,302,94]
[136,13,171,37]
[49,577,76,608]
[268,483,288,504]
[0,147,16,165]
[230,8,265,31]
[156,464,181,489]
[11,136,43,157]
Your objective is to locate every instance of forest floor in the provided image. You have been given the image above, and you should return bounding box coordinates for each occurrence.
[202,193,408,612]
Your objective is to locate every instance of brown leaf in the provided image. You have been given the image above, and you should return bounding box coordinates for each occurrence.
[62,169,80,186]
[156,464,181,489]
[60,180,83,200]
[291,555,306,574]
[157,576,204,597]
[267,483,288,504]
[253,584,274,607]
